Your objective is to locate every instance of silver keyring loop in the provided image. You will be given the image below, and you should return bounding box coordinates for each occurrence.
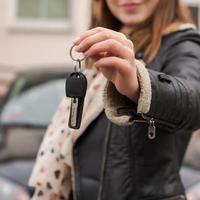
[74,59,82,73]
[70,44,85,62]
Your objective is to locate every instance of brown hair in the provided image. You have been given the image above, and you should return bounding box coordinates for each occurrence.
[90,0,194,63]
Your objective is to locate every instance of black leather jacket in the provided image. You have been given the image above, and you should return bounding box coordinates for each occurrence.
[72,29,200,200]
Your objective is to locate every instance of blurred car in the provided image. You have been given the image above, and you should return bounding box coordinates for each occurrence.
[0,65,71,198]
[0,175,29,200]
[181,166,200,200]
[0,66,17,108]
[180,130,200,200]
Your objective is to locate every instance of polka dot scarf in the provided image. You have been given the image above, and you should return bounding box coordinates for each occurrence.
[29,69,107,200]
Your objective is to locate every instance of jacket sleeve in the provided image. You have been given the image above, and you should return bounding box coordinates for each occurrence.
[103,40,200,132]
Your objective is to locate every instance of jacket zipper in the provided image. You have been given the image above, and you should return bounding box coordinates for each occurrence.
[134,114,177,140]
[134,117,156,140]
[148,118,156,139]
[141,114,177,128]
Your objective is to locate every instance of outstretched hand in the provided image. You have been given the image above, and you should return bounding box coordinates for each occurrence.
[73,27,140,103]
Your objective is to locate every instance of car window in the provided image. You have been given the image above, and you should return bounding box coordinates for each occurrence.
[7,72,67,100]
[0,79,65,127]
[7,78,27,100]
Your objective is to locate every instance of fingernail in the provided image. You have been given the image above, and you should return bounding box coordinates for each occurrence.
[74,46,81,52]
[73,38,80,44]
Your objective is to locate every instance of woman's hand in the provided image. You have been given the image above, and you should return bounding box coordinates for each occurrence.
[74,27,140,103]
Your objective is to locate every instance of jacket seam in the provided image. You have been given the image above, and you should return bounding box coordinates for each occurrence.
[128,126,136,199]
[98,121,112,200]
[170,77,180,124]
[174,78,191,130]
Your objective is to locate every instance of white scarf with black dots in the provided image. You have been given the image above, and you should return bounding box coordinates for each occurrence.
[29,69,106,200]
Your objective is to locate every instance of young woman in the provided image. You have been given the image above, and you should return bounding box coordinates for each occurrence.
[29,0,200,200]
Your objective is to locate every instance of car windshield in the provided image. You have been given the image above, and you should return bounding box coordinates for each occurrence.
[0,79,65,127]
[6,71,67,100]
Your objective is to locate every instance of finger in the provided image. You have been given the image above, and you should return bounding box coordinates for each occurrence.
[88,52,108,62]
[85,39,133,60]
[73,27,106,45]
[94,56,134,77]
[75,30,133,53]
[73,27,129,46]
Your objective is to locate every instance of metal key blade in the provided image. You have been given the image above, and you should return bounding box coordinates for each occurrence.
[70,98,79,127]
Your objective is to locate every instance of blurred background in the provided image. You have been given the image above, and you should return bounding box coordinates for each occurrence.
[0,0,200,199]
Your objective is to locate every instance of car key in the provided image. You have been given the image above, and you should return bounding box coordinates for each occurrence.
[66,72,87,129]
[66,44,87,129]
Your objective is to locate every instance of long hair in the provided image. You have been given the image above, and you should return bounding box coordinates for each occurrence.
[90,0,193,63]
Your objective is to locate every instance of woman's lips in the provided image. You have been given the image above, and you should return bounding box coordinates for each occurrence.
[120,2,143,12]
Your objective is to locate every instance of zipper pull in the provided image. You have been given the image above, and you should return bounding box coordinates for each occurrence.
[148,118,156,139]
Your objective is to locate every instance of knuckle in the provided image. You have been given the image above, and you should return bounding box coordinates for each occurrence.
[91,43,98,51]
[127,48,134,57]
[118,32,126,39]
[96,27,104,31]
[124,46,133,56]
[108,39,117,47]
[127,39,134,49]
[83,38,91,46]
[90,44,97,52]
[102,31,112,39]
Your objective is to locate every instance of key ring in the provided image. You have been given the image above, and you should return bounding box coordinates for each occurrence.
[70,44,85,72]
[70,44,85,62]
[74,59,82,73]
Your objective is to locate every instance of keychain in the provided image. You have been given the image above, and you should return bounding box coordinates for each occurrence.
[65,44,87,129]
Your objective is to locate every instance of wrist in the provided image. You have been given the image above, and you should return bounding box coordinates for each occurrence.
[124,61,140,103]
[126,77,140,103]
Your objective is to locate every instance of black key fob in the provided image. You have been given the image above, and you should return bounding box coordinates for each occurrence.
[65,72,87,129]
